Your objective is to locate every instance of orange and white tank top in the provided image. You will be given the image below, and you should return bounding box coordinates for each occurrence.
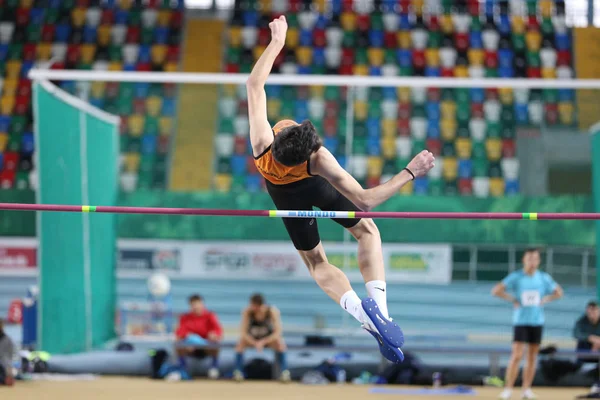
[254,120,313,185]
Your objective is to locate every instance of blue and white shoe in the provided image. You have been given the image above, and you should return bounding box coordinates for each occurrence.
[361,298,405,363]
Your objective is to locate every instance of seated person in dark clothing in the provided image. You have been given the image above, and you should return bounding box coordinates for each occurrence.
[174,294,223,379]
[573,301,600,364]
[0,319,15,386]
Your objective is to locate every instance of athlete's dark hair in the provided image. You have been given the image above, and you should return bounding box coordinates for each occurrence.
[250,293,265,306]
[524,247,541,255]
[272,120,322,167]
[189,294,204,303]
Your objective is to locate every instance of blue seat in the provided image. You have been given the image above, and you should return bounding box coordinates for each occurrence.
[324,137,339,154]
[397,49,412,67]
[369,30,384,48]
[0,116,11,132]
[382,0,396,11]
[0,44,8,61]
[498,49,513,68]
[426,101,440,121]
[505,179,519,195]
[336,155,347,168]
[484,0,495,17]
[331,0,342,14]
[382,87,397,100]
[83,26,97,43]
[299,29,312,46]
[514,103,528,124]
[21,133,34,154]
[369,66,382,76]
[162,98,176,116]
[498,66,514,78]
[297,65,311,74]
[21,61,34,78]
[470,88,485,103]
[0,153,4,170]
[172,0,185,10]
[427,120,440,138]
[89,97,104,109]
[313,48,325,66]
[315,14,328,30]
[558,89,575,102]
[115,10,129,25]
[154,27,168,44]
[55,24,72,42]
[123,63,136,71]
[245,174,262,192]
[294,100,309,121]
[141,134,157,154]
[59,80,76,94]
[49,0,61,7]
[367,137,380,155]
[231,155,247,175]
[265,85,282,97]
[470,32,483,49]
[135,82,150,98]
[458,159,473,178]
[413,177,428,195]
[425,67,441,77]
[366,117,381,137]
[243,11,259,27]
[498,15,511,35]
[102,0,115,7]
[555,33,570,50]
[30,8,46,25]
[399,14,411,30]
[138,45,151,63]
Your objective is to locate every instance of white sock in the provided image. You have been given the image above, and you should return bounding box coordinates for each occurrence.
[366,280,390,319]
[340,290,363,323]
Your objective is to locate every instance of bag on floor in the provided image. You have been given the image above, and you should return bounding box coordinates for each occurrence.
[149,349,170,379]
[244,358,273,380]
[539,357,580,383]
[382,350,420,384]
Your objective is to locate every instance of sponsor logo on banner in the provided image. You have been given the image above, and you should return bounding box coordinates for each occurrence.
[119,249,180,272]
[0,247,36,269]
[388,253,429,272]
[202,246,301,277]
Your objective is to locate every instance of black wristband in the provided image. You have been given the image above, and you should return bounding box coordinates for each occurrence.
[403,167,415,180]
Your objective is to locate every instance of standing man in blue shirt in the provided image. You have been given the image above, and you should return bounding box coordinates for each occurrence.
[492,248,563,400]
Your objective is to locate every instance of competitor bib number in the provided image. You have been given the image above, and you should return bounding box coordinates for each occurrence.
[521,290,541,307]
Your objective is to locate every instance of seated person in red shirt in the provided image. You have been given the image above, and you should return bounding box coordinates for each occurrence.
[175,294,223,379]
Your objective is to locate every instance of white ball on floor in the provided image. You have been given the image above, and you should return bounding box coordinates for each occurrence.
[147,273,171,297]
[165,371,182,382]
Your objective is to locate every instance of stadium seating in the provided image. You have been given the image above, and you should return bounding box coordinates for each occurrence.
[216,0,575,196]
[0,0,184,190]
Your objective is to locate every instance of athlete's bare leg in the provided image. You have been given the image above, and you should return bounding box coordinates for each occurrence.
[299,243,352,303]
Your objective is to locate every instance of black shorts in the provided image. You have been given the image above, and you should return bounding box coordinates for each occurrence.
[513,325,543,344]
[266,176,362,251]
[191,349,208,358]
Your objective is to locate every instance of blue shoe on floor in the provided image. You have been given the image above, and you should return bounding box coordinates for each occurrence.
[361,298,405,363]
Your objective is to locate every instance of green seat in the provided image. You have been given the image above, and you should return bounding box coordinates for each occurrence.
[10,116,26,135]
[8,134,21,152]
[337,117,347,137]
[281,86,296,102]
[368,87,383,102]
[488,162,502,178]
[457,123,470,138]
[342,31,356,48]
[286,13,299,28]
[442,141,455,157]
[5,0,18,7]
[231,175,245,192]
[368,102,382,118]
[120,135,129,152]
[473,159,489,177]
[77,62,93,70]
[429,179,444,196]
[399,66,413,76]
[541,18,553,35]
[141,28,154,45]
[455,89,469,104]
[61,0,75,9]
[444,181,458,195]
[46,8,59,24]
[129,10,142,26]
[216,157,231,174]
[119,82,135,101]
[382,160,396,175]
[371,12,384,30]
[154,155,167,174]
[470,17,482,32]
[472,141,486,159]
[8,44,23,60]
[384,49,396,64]
[526,51,541,68]
[109,45,122,61]
[428,31,442,48]
[324,86,340,101]
[486,121,501,138]
[528,90,542,102]
[412,139,426,156]
[354,121,367,137]
[103,103,118,115]
[16,171,29,190]
[137,170,153,189]
[501,126,515,139]
[227,47,241,64]
[441,89,455,101]
[311,65,326,74]
[355,48,368,65]
[412,105,426,118]
[395,157,410,171]
[148,83,163,97]
[500,106,514,126]
[145,117,159,135]
[512,34,525,52]
[279,102,294,118]
[441,0,453,13]
[526,0,537,15]
[311,120,323,134]
[239,62,252,73]
[219,118,234,134]
[353,137,367,154]
[542,89,558,103]
[457,107,470,124]
[27,25,41,43]
[117,96,133,114]
[128,136,142,152]
[485,68,498,78]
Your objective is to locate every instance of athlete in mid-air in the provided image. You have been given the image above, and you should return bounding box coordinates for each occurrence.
[247,16,435,362]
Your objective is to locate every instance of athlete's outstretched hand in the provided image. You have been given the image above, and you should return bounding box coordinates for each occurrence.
[269,16,288,45]
[406,150,435,178]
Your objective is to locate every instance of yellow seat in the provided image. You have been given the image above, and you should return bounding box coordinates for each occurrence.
[71,7,87,28]
[258,0,271,13]
[341,12,357,31]
[286,28,299,49]
[91,81,106,99]
[146,96,163,117]
[108,61,123,71]
[267,99,281,120]
[399,179,413,195]
[164,62,177,72]
[157,10,171,26]
[159,117,173,136]
[397,87,411,102]
[441,118,457,141]
[489,177,505,197]
[214,173,232,192]
[397,32,411,49]
[314,0,327,13]
[381,137,396,159]
[425,49,440,67]
[468,49,484,66]
[353,64,369,76]
[412,0,424,15]
[367,157,384,178]
[442,157,458,181]
[541,67,556,79]
[118,0,133,10]
[558,102,574,125]
[0,133,8,152]
[151,44,167,65]
[486,138,502,161]
[368,48,384,67]
[37,43,52,61]
[354,101,368,121]
[2,79,18,97]
[440,15,453,34]
[123,152,141,172]
[512,16,525,34]
[80,44,96,64]
[382,119,396,138]
[229,27,242,48]
[20,0,34,7]
[97,25,111,47]
[455,138,472,159]
[0,96,15,115]
[498,88,513,105]
[309,85,325,98]
[253,45,267,61]
[539,0,553,18]
[296,47,312,66]
[441,100,456,119]
[6,61,22,79]
[128,115,145,137]
[525,31,542,51]
[222,84,237,97]
[454,65,469,78]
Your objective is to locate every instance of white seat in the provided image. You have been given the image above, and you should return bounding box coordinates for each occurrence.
[528,101,543,125]
[469,118,486,141]
[395,137,412,159]
[383,12,399,32]
[280,62,298,75]
[271,0,288,13]
[484,100,501,122]
[381,100,398,119]
[510,0,526,16]
[51,43,67,61]
[76,81,91,98]
[215,134,234,156]
[411,87,427,104]
[428,160,443,179]
[122,44,140,64]
[556,66,573,80]
[234,116,249,136]
[425,0,442,14]
[469,66,485,78]
[0,22,15,45]
[410,117,427,140]
[540,48,557,68]
[111,25,127,45]
[142,9,158,28]
[473,177,490,198]
[298,11,317,30]
[501,158,520,180]
[325,27,343,48]
[120,172,138,193]
[28,169,38,191]
[241,27,258,49]
[308,98,326,120]
[85,8,102,27]
[382,64,399,77]
[355,86,369,102]
[236,84,247,100]
[324,46,342,68]
[93,61,109,71]
[452,13,471,33]
[553,15,567,34]
[349,155,368,179]
[219,97,237,118]
[411,29,428,50]
[514,88,530,104]
[482,29,500,51]
[355,0,374,15]
[439,47,457,68]
[380,174,395,184]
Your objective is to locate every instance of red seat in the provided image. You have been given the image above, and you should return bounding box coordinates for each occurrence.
[146,0,160,8]
[273,50,285,68]
[339,65,353,75]
[237,99,248,116]
[398,102,411,119]
[158,135,170,154]
[101,9,114,24]
[455,33,469,52]
[526,16,540,30]
[341,0,353,12]
[51,61,65,70]
[502,139,516,158]
[557,50,571,66]
[0,170,15,188]
[133,98,145,114]
[471,103,484,118]
[119,116,128,134]
[16,8,30,26]
[527,67,542,78]
[428,16,440,31]
[341,48,355,66]
[484,51,498,68]
[18,79,31,97]
[3,152,19,171]
[544,103,559,124]
[399,0,411,13]
[136,62,152,72]
[225,63,239,73]
[42,25,55,42]
[427,88,441,102]
[167,45,180,62]
[397,118,410,136]
[324,117,338,137]
[126,27,141,44]
[23,44,36,62]
[15,95,30,115]
[426,138,442,156]
[163,83,177,98]
[325,100,339,118]
[257,27,270,46]
[246,156,258,174]
[458,178,473,195]
[67,45,81,65]
[412,50,426,68]
[467,0,480,15]
[170,11,183,28]
[105,82,119,98]
[384,32,397,48]
[234,137,247,154]
[76,0,90,6]
[313,29,326,47]
[485,88,499,100]
[297,86,310,100]
[441,67,455,77]
[367,176,380,188]
[357,15,370,31]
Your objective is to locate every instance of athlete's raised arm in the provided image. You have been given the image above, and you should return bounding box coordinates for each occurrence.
[246,16,287,157]
[311,148,435,211]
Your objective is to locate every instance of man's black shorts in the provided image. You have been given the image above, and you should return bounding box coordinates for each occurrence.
[513,325,543,344]
[266,176,362,251]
